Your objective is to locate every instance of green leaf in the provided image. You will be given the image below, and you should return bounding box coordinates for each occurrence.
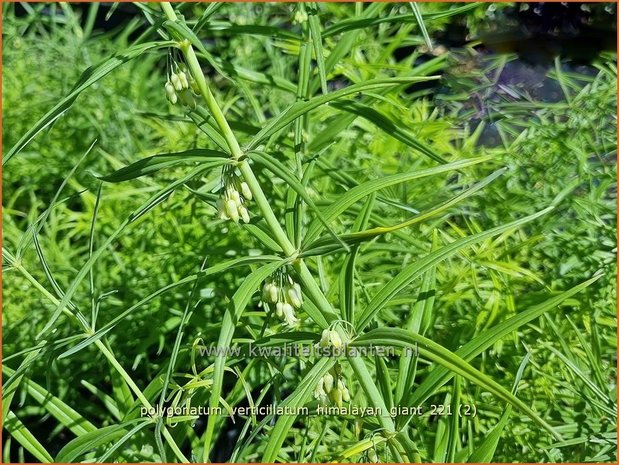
[4,41,174,165]
[356,207,554,332]
[250,151,349,252]
[38,165,215,339]
[98,149,228,182]
[321,3,483,37]
[55,422,144,462]
[4,411,54,463]
[303,156,491,247]
[2,344,45,424]
[58,255,280,359]
[401,275,602,428]
[3,366,97,436]
[351,328,563,440]
[467,406,512,463]
[202,260,289,458]
[330,100,446,163]
[303,168,506,256]
[467,353,530,462]
[246,77,439,151]
[262,357,334,462]
[307,4,328,95]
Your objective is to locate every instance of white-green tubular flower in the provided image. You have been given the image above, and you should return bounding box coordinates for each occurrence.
[170,73,183,91]
[286,284,303,308]
[275,301,285,318]
[217,172,253,224]
[240,182,253,201]
[224,199,239,223]
[323,372,334,393]
[329,330,343,349]
[263,282,278,303]
[281,303,298,326]
[317,328,330,348]
[228,188,241,204]
[314,377,328,402]
[165,82,178,104]
[316,328,343,350]
[177,71,189,89]
[239,206,250,224]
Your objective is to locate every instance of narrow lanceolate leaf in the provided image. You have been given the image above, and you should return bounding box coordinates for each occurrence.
[245,77,439,151]
[98,149,229,182]
[303,156,491,246]
[203,260,288,459]
[330,101,446,163]
[467,406,512,463]
[3,366,97,437]
[4,411,54,463]
[356,207,554,332]
[38,165,214,339]
[262,357,334,462]
[307,4,328,95]
[403,275,602,425]
[321,3,482,37]
[4,41,174,165]
[58,255,280,359]
[395,232,437,406]
[55,422,145,462]
[467,353,530,462]
[351,328,563,441]
[340,193,375,323]
[303,168,507,256]
[2,345,45,424]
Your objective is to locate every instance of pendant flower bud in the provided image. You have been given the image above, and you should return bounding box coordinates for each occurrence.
[329,385,343,407]
[165,82,178,104]
[229,188,241,204]
[225,199,239,223]
[317,329,330,348]
[323,372,334,393]
[170,73,183,91]
[315,328,344,350]
[329,330,343,349]
[275,301,285,318]
[286,285,303,308]
[341,385,351,402]
[217,168,253,224]
[263,282,278,303]
[239,206,250,224]
[178,71,189,89]
[282,303,298,326]
[314,377,328,402]
[240,182,253,200]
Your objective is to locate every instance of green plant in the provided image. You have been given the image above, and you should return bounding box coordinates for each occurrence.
[2,2,616,463]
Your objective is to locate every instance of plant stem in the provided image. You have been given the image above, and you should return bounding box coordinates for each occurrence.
[159,3,407,460]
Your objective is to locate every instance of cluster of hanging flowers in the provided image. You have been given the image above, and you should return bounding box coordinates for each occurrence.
[261,271,303,326]
[314,363,350,407]
[164,62,198,108]
[217,166,253,224]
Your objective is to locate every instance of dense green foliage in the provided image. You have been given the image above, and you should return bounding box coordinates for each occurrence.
[3,2,617,463]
